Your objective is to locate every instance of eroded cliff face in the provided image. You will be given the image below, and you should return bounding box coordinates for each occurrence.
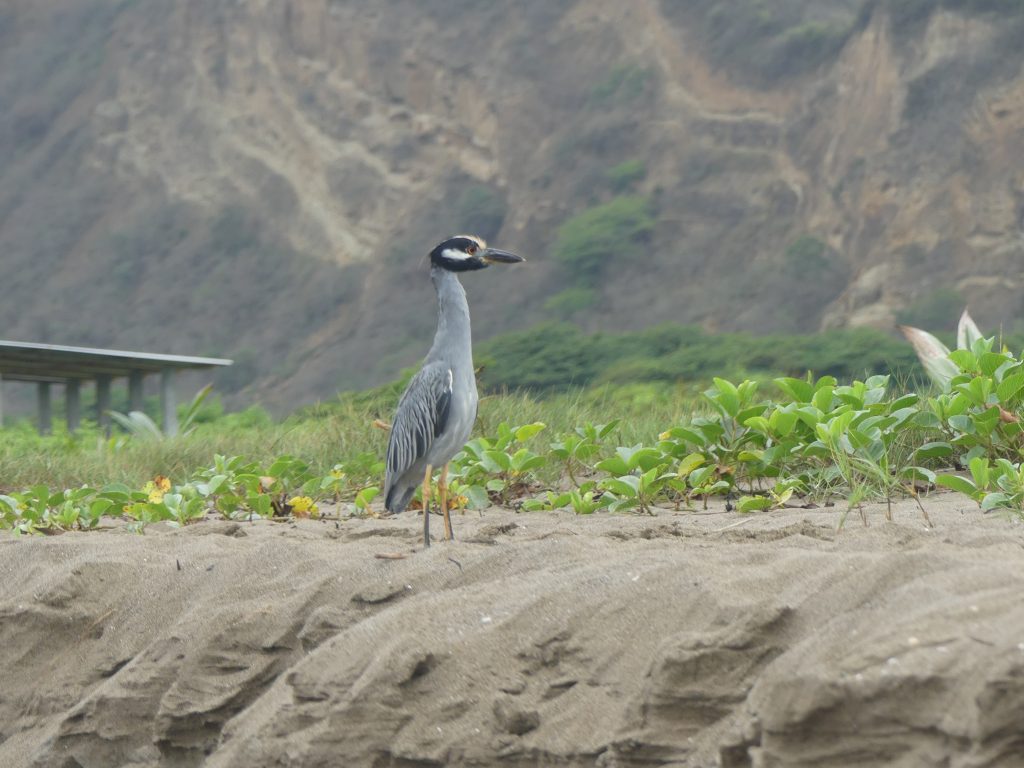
[1,1,1022,405]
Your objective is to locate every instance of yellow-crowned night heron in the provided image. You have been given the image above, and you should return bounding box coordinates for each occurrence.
[384,235,524,547]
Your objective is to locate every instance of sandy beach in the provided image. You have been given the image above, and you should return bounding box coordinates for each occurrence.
[2,495,1023,767]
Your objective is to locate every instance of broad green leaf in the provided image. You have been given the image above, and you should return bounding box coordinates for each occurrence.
[949,349,979,373]
[694,420,725,443]
[963,445,987,464]
[601,476,640,497]
[355,486,380,509]
[610,445,665,472]
[935,474,979,498]
[677,453,706,478]
[981,492,1014,511]
[980,352,1010,377]
[973,407,1001,437]
[915,442,953,460]
[482,450,512,473]
[464,485,491,510]
[743,416,771,434]
[737,495,772,513]
[888,407,918,431]
[889,394,919,411]
[812,385,835,413]
[704,480,733,495]
[514,422,547,442]
[710,378,740,417]
[736,404,768,424]
[793,406,823,429]
[901,466,936,484]
[993,458,1018,483]
[997,373,1024,404]
[969,456,991,490]
[659,427,707,447]
[595,456,630,476]
[769,408,799,437]
[912,411,942,430]
[688,466,715,488]
[774,377,814,403]
[947,414,975,434]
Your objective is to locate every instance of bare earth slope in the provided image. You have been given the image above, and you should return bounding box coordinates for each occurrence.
[2,2,1024,406]
[2,497,1023,767]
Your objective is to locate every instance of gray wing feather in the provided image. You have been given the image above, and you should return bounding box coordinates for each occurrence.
[385,363,453,499]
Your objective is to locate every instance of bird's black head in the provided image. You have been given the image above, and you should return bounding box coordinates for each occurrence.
[428,235,524,272]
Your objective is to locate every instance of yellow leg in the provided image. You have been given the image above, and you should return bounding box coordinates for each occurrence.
[422,464,433,548]
[440,462,454,541]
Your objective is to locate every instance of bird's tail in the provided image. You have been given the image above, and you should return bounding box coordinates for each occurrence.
[384,484,416,515]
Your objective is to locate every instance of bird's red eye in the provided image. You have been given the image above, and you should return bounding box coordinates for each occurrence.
[467,245,478,255]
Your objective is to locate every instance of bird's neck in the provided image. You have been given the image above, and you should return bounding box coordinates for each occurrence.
[429,267,473,365]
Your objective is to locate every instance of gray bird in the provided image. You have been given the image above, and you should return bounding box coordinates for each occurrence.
[384,234,524,547]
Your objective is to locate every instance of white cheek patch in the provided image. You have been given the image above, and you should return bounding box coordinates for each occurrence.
[442,248,472,261]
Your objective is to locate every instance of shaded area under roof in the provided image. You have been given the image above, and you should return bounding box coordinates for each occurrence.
[0,340,233,383]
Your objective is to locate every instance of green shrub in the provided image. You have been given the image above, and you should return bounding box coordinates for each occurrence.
[552,196,654,282]
[478,322,922,393]
[606,159,646,192]
[896,287,965,332]
[544,287,597,317]
[784,235,829,274]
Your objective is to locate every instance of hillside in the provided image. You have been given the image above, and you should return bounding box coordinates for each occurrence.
[1,1,1023,408]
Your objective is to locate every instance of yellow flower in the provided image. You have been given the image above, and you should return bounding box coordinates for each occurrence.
[288,495,319,518]
[141,476,172,504]
[330,466,345,480]
[142,480,164,504]
[449,494,469,511]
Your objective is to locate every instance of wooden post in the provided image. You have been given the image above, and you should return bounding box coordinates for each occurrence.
[161,368,178,437]
[66,379,81,433]
[38,382,52,435]
[96,375,111,435]
[129,370,144,413]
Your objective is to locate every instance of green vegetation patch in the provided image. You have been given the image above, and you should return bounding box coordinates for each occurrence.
[9,334,1024,532]
[478,323,921,393]
[896,287,965,332]
[605,159,647,193]
[661,0,855,83]
[552,196,654,283]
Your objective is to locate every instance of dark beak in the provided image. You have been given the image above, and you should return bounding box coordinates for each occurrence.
[480,247,524,265]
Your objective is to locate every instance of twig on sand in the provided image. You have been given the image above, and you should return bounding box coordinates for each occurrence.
[84,608,115,636]
[912,494,934,528]
[713,518,753,533]
[374,551,409,560]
